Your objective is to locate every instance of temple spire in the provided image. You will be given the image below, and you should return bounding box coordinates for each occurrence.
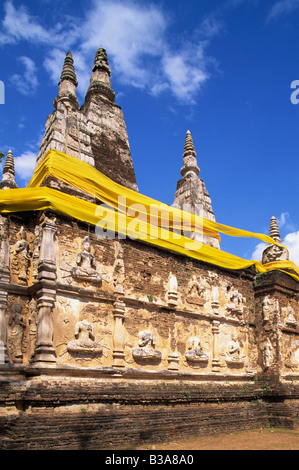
[183,130,197,158]
[180,130,200,177]
[59,51,78,87]
[92,47,111,75]
[173,131,219,249]
[0,150,18,189]
[269,216,281,242]
[54,51,79,110]
[262,216,289,264]
[85,47,115,103]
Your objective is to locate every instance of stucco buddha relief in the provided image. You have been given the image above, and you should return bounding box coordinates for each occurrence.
[11,227,31,285]
[285,339,299,371]
[185,336,209,366]
[7,297,25,363]
[186,275,206,306]
[226,287,244,320]
[132,330,162,364]
[67,319,103,356]
[224,332,246,367]
[60,236,103,285]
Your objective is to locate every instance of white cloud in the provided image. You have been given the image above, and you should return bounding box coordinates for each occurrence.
[10,56,38,95]
[79,1,167,90]
[251,241,267,261]
[1,0,221,102]
[0,1,79,47]
[77,1,219,102]
[283,231,299,266]
[266,0,299,23]
[14,151,36,182]
[160,44,210,102]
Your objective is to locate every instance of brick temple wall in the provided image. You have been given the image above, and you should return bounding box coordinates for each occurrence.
[0,210,298,449]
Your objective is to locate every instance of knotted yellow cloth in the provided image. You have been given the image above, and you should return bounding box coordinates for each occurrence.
[0,149,298,281]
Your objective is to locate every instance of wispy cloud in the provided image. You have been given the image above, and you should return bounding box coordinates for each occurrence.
[0,0,79,47]
[266,0,299,23]
[10,56,38,95]
[1,0,222,103]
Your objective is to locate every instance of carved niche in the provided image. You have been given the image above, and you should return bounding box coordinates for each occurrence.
[283,305,297,329]
[224,332,246,368]
[32,225,41,280]
[11,227,31,285]
[67,319,103,356]
[61,236,103,285]
[186,275,206,306]
[167,273,178,307]
[226,288,244,319]
[7,297,26,363]
[260,337,274,370]
[285,339,299,371]
[185,336,209,366]
[132,330,162,363]
[262,296,279,324]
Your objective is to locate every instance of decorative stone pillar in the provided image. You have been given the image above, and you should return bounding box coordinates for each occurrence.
[167,351,180,370]
[167,274,178,307]
[211,286,219,312]
[0,215,10,363]
[212,320,221,372]
[33,216,57,364]
[112,286,126,368]
[0,290,9,363]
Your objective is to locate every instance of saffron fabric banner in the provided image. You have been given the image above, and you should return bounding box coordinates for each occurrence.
[0,149,298,281]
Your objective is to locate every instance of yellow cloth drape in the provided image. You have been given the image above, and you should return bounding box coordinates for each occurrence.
[0,149,298,282]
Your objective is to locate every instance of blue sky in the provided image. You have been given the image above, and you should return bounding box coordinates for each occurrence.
[1,0,299,264]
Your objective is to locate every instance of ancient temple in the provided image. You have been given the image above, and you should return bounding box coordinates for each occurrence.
[0,48,299,450]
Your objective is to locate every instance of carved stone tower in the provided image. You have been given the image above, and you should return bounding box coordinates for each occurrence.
[262,216,289,264]
[36,48,138,196]
[0,150,18,190]
[173,131,219,249]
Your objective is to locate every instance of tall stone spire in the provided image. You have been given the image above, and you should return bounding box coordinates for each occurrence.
[36,47,138,194]
[173,131,219,248]
[180,130,200,177]
[85,47,116,103]
[262,216,289,264]
[53,51,79,110]
[60,51,78,86]
[0,150,18,189]
[269,216,281,242]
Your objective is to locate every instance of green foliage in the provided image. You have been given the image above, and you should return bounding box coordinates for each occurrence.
[0,151,4,162]
[263,382,271,391]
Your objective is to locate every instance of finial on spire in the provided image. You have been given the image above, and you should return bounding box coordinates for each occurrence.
[59,51,78,87]
[92,47,111,76]
[183,130,197,158]
[180,130,200,177]
[269,216,281,242]
[54,51,79,110]
[0,150,18,189]
[85,47,115,103]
